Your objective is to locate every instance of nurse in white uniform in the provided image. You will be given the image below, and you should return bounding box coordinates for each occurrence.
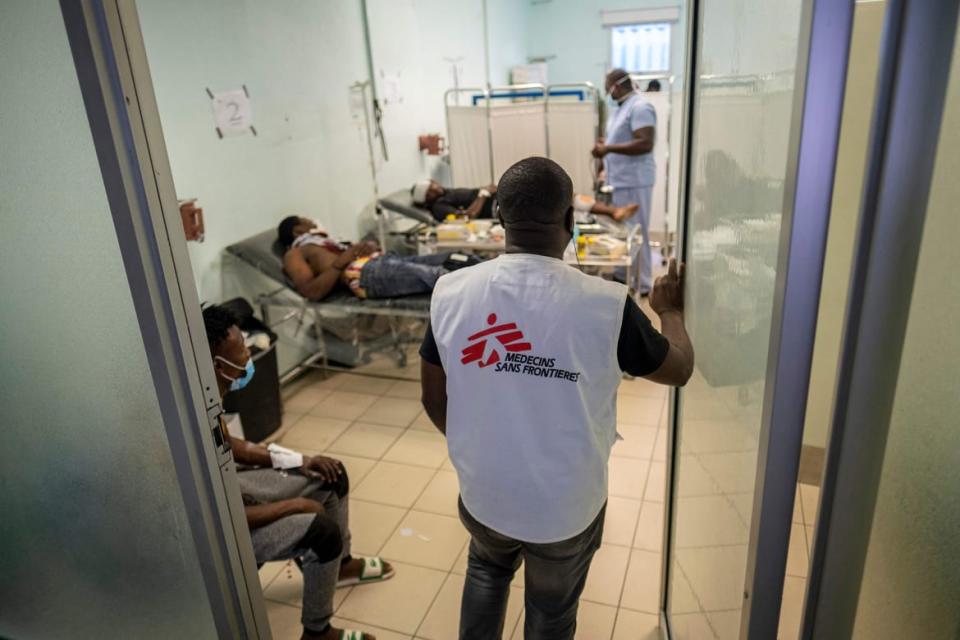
[592,68,657,295]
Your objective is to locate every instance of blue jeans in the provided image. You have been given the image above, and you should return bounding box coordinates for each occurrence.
[458,497,606,640]
[612,185,653,293]
[359,253,456,298]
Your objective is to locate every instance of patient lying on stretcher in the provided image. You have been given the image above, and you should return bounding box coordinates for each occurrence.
[411,179,638,222]
[278,216,478,302]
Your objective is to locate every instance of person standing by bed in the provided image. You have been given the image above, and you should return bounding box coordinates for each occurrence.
[277,216,477,302]
[592,68,657,296]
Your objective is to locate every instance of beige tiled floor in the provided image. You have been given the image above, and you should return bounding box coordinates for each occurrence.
[259,367,671,639]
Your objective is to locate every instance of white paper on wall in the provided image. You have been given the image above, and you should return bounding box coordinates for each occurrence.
[382,72,403,105]
[511,63,548,85]
[211,89,253,136]
[448,106,493,186]
[349,87,367,122]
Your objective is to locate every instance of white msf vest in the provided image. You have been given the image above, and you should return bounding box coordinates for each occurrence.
[431,253,627,542]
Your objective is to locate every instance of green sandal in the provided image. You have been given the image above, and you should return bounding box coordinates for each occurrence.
[336,556,395,588]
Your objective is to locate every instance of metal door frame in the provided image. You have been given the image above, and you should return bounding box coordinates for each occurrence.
[60,1,269,636]
[802,1,960,637]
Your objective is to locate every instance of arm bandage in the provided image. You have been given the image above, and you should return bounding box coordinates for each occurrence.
[267,443,304,470]
[573,194,595,213]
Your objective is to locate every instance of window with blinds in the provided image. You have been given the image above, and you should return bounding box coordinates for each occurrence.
[611,22,671,73]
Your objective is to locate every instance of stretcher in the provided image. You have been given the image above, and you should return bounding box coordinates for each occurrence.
[225,229,430,383]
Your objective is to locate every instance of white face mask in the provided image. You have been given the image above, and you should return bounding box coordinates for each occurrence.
[606,75,634,106]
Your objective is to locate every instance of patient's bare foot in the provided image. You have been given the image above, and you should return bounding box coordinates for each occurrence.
[302,626,376,640]
[613,203,639,222]
[339,557,394,582]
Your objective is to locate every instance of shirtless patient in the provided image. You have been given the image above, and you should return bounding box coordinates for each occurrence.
[279,216,477,302]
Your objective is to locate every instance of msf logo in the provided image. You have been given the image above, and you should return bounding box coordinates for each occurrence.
[461,313,532,368]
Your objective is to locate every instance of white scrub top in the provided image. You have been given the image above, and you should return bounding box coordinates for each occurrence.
[604,92,657,188]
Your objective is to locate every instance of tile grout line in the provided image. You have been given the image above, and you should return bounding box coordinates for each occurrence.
[288,372,671,637]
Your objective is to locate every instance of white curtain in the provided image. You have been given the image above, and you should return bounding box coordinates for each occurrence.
[447,106,493,186]
[643,91,671,234]
[489,103,547,182]
[547,102,597,196]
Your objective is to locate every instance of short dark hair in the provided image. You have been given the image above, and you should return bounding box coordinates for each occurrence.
[277,216,300,249]
[496,157,573,226]
[202,304,239,353]
[647,79,661,92]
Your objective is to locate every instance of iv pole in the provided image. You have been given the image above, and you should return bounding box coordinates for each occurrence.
[358,0,388,249]
[359,0,388,161]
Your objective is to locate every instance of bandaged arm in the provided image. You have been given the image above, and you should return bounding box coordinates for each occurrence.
[226,431,302,468]
[573,194,595,213]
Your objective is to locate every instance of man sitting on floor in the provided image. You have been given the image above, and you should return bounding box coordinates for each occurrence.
[411,179,639,222]
[203,303,393,640]
[278,216,477,302]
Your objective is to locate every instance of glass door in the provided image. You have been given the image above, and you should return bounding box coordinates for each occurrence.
[663,0,856,637]
[0,1,267,637]
[664,0,806,636]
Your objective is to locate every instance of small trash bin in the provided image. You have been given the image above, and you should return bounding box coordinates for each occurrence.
[220,297,282,442]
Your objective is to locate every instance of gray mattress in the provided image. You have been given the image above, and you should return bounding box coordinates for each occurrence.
[225,229,431,312]
[378,189,437,225]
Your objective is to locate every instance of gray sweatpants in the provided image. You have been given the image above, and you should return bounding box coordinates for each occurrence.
[238,468,351,632]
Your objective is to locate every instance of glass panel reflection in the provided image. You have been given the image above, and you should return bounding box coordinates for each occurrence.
[667,0,804,637]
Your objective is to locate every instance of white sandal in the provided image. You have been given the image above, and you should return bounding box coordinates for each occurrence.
[336,556,395,588]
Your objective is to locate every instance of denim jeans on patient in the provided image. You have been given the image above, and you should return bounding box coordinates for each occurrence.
[457,497,606,640]
[359,253,452,298]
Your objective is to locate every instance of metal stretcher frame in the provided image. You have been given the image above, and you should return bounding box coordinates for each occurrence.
[255,285,427,385]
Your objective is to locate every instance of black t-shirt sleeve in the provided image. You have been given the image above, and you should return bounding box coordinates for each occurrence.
[419,320,442,366]
[617,296,670,376]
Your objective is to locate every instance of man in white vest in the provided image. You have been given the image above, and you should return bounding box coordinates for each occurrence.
[419,157,694,639]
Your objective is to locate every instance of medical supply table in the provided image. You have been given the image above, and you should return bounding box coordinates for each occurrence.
[419,236,637,290]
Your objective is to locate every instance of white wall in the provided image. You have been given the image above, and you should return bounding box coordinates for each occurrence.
[365,0,483,197]
[365,0,529,195]
[137,0,374,301]
[487,0,531,86]
[527,0,685,88]
[138,0,529,302]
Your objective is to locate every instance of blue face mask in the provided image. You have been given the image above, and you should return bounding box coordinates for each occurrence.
[217,355,255,391]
